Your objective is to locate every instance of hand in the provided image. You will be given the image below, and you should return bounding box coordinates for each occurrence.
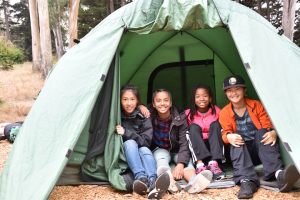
[172,163,184,180]
[261,130,277,146]
[227,133,245,147]
[116,125,125,135]
[138,105,150,118]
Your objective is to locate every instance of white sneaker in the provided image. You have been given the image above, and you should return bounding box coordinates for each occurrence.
[164,170,181,193]
[185,170,212,194]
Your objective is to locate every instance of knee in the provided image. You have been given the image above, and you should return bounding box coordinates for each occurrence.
[123,139,138,149]
[188,123,202,135]
[256,129,268,140]
[139,146,152,155]
[153,148,170,161]
[209,121,221,130]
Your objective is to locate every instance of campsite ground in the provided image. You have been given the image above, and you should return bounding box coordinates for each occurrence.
[1,63,300,199]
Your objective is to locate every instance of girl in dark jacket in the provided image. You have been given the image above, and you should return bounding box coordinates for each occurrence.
[116,85,169,199]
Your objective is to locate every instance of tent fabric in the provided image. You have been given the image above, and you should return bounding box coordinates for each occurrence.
[1,0,300,199]
[213,0,300,170]
[0,8,126,200]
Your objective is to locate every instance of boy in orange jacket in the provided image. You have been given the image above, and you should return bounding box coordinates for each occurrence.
[219,75,300,199]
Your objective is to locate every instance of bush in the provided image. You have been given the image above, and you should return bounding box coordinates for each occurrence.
[0,38,24,70]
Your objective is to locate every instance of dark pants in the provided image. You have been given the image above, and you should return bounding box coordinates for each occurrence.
[187,121,225,163]
[230,128,283,186]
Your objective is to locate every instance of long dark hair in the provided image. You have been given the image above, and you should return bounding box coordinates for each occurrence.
[189,84,216,121]
[120,85,141,106]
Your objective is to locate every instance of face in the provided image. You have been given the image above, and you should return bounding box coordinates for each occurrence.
[195,88,211,112]
[152,91,172,115]
[121,90,138,115]
[225,86,246,104]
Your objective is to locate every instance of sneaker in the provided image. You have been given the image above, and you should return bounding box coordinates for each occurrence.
[208,161,225,180]
[185,170,212,194]
[165,170,181,193]
[237,179,258,199]
[147,172,170,199]
[195,164,207,174]
[277,164,300,192]
[133,177,148,195]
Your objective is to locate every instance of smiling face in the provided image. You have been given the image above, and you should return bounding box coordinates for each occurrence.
[194,88,212,113]
[121,90,138,115]
[225,86,246,104]
[152,91,172,118]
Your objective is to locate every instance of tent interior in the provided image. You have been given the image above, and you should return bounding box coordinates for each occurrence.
[57,27,296,187]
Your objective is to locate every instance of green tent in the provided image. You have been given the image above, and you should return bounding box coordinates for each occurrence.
[1,0,300,199]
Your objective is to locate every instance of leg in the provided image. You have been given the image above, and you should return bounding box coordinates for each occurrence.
[153,148,171,175]
[208,121,225,161]
[123,140,148,195]
[230,143,259,185]
[187,124,211,162]
[139,146,157,180]
[231,142,259,199]
[123,140,147,180]
[183,159,196,181]
[255,129,283,180]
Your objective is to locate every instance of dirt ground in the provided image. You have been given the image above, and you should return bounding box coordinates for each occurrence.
[1,63,300,199]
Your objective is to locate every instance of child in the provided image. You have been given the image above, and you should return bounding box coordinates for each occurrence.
[116,85,169,199]
[185,84,225,180]
[219,75,300,199]
[144,89,212,194]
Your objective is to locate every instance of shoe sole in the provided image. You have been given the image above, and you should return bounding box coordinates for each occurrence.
[133,180,148,195]
[165,170,181,193]
[186,170,212,194]
[279,164,300,192]
[148,172,170,199]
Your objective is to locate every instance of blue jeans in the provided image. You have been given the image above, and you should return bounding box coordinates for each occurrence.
[123,140,157,180]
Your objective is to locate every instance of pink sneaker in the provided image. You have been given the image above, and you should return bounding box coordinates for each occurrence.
[208,161,225,180]
[195,164,207,174]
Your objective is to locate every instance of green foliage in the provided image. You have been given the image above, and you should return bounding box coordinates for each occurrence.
[0,38,24,70]
[10,0,32,60]
[78,0,110,38]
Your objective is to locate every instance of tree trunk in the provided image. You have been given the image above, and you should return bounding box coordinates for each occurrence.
[68,0,80,48]
[266,0,270,21]
[108,0,115,13]
[52,0,65,59]
[3,0,11,40]
[52,24,64,59]
[28,0,41,72]
[37,0,53,78]
[282,0,296,40]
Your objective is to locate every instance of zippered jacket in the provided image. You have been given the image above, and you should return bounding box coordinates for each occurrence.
[121,109,153,148]
[151,106,190,166]
[185,105,220,140]
[219,98,273,144]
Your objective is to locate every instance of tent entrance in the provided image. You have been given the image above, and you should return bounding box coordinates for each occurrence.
[147,59,214,109]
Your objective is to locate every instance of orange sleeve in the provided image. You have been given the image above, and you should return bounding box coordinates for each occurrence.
[255,101,273,129]
[219,107,234,144]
